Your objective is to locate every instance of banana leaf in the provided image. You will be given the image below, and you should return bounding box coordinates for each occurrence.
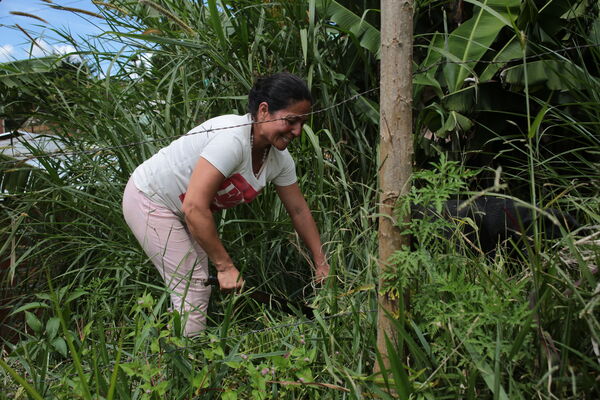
[502,59,599,91]
[316,0,380,57]
[421,0,520,93]
[479,36,522,82]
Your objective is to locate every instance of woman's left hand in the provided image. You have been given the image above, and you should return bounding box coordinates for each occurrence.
[274,183,330,286]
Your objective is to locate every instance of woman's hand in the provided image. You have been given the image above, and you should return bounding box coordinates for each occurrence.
[314,259,330,285]
[275,184,330,286]
[217,266,244,292]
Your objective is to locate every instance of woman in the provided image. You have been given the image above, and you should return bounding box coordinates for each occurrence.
[122,72,329,336]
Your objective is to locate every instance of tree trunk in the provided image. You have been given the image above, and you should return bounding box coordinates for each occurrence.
[376,0,414,375]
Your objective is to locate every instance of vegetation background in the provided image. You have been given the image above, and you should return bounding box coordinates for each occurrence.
[0,0,598,398]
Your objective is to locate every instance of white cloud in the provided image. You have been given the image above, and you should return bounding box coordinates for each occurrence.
[28,40,82,62]
[54,44,82,62]
[140,52,153,64]
[54,44,76,55]
[0,44,15,62]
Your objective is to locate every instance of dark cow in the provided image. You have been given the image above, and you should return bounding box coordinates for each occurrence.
[412,196,581,255]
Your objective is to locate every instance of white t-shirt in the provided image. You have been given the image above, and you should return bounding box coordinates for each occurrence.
[131,113,297,216]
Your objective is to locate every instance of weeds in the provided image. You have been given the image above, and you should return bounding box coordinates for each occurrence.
[1,0,599,398]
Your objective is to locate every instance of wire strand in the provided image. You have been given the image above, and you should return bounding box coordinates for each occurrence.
[2,43,599,167]
[0,86,379,167]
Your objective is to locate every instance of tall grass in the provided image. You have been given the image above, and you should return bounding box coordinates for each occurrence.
[1,0,599,398]
[1,1,381,398]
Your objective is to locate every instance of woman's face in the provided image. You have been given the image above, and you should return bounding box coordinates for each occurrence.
[256,100,311,151]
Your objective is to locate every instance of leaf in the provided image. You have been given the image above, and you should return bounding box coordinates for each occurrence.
[589,18,600,45]
[384,334,413,398]
[436,111,473,137]
[222,391,237,400]
[35,293,52,301]
[0,57,61,91]
[353,94,379,125]
[0,358,44,400]
[414,70,443,97]
[65,289,88,303]
[102,31,204,50]
[193,367,209,389]
[208,0,227,49]
[479,37,522,81]
[502,60,599,91]
[302,125,323,192]
[25,311,43,334]
[273,355,291,369]
[224,361,242,369]
[529,103,548,139]
[443,88,475,113]
[316,0,380,56]
[300,28,308,66]
[119,363,139,377]
[296,367,313,382]
[560,0,589,19]
[11,302,49,315]
[430,0,520,92]
[464,342,509,400]
[516,0,539,29]
[51,337,68,357]
[46,317,60,339]
[463,0,513,27]
[446,0,520,90]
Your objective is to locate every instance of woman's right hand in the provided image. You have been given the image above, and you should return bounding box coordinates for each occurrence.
[217,266,244,292]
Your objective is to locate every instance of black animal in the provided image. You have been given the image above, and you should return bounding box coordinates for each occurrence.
[412,196,581,255]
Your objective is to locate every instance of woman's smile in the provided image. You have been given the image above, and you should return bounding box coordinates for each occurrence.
[254,99,311,151]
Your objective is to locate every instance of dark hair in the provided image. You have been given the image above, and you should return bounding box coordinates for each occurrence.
[248,72,313,118]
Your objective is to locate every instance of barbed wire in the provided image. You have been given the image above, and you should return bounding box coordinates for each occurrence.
[0,39,597,342]
[2,42,599,169]
[1,7,597,394]
[0,86,380,168]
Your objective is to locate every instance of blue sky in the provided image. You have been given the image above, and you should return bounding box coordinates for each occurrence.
[0,0,106,61]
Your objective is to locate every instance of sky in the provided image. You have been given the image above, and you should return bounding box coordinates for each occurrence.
[0,0,107,62]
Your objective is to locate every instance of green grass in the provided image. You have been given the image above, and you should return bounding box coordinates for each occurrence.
[1,0,599,398]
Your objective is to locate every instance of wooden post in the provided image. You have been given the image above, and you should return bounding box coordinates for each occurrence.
[376,0,414,373]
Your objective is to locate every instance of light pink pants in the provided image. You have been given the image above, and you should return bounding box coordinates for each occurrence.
[122,178,212,336]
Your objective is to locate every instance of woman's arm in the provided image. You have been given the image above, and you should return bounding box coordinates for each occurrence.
[182,157,243,290]
[275,183,329,282]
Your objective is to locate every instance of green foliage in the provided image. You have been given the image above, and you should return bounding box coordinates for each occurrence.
[315,0,381,56]
[1,0,599,399]
[382,156,599,398]
[381,157,475,294]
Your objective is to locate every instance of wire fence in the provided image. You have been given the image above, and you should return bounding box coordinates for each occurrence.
[1,4,599,396]
[0,86,379,167]
[1,38,599,390]
[0,40,597,292]
[1,42,599,168]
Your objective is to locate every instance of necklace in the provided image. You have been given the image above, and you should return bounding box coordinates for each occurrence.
[250,130,269,177]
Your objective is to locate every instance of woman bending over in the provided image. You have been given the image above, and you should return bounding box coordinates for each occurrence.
[122,72,329,336]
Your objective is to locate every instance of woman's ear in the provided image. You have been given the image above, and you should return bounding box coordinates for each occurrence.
[257,102,270,120]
